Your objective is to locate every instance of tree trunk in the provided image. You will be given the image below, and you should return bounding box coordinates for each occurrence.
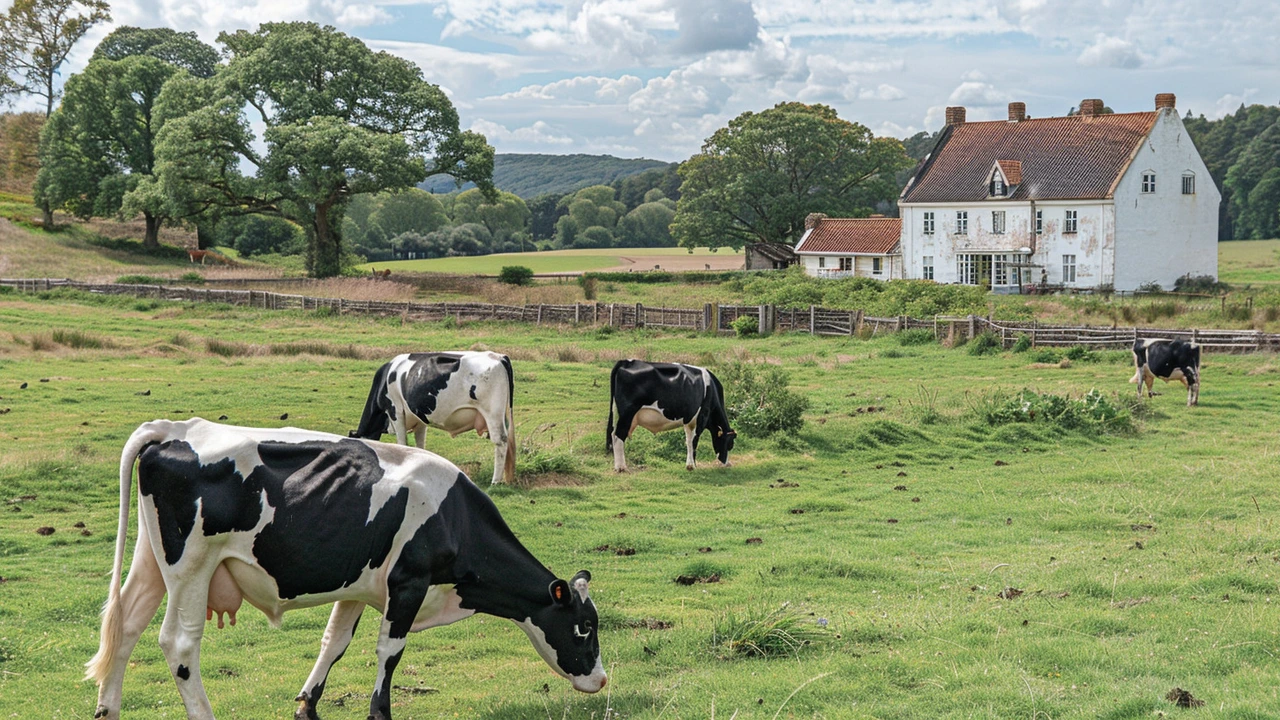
[311,202,341,278]
[196,221,214,250]
[40,201,54,230]
[143,213,161,251]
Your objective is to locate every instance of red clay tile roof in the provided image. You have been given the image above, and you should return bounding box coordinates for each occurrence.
[794,217,901,255]
[901,112,1157,203]
[996,160,1022,186]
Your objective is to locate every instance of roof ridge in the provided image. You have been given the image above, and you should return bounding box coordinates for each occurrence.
[956,110,1156,126]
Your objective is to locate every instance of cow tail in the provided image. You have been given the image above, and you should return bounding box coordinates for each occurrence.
[86,421,170,684]
[605,363,619,454]
[501,355,517,483]
[353,362,392,439]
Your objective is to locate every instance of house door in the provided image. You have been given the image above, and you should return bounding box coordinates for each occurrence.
[976,255,992,290]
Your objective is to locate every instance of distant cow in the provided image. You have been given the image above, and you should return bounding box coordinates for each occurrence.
[351,352,516,484]
[187,249,210,264]
[87,419,604,720]
[606,359,735,472]
[1131,338,1201,406]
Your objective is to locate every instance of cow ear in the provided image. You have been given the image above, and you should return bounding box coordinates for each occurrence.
[716,429,723,437]
[549,579,572,606]
[571,570,591,601]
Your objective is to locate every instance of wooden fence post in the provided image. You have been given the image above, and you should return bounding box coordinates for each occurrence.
[636,302,644,328]
[1192,328,1199,345]
[855,310,864,334]
[609,303,615,327]
[809,305,816,335]
[537,305,543,325]
[1031,320,1037,348]
[849,310,856,336]
[703,303,712,332]
[575,304,581,324]
[967,314,975,340]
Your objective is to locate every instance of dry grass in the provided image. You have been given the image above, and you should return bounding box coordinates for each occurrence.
[226,277,420,303]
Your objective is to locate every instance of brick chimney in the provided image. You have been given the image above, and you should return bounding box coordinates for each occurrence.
[1079,98,1104,116]
[945,106,966,125]
[1008,102,1026,122]
[804,213,827,230]
[1155,93,1176,110]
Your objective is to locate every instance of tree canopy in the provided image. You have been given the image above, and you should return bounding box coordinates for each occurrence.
[0,0,111,116]
[151,22,494,277]
[672,102,910,249]
[91,26,219,79]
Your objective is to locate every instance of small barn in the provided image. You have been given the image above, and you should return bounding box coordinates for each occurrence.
[793,213,903,280]
[744,242,798,270]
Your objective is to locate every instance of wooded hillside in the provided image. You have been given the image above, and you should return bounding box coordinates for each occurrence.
[421,153,670,198]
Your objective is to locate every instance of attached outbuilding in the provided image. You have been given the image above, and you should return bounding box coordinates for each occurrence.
[794,214,903,280]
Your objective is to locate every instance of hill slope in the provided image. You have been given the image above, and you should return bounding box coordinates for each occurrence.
[421,153,671,198]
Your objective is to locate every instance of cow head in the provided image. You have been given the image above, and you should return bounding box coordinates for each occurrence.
[711,426,736,465]
[518,570,606,693]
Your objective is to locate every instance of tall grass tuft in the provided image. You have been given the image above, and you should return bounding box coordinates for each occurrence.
[896,328,936,346]
[51,329,111,349]
[269,342,369,359]
[206,338,258,357]
[27,333,56,351]
[710,603,826,659]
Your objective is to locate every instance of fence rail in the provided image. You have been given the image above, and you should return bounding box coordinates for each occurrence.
[4,278,1278,353]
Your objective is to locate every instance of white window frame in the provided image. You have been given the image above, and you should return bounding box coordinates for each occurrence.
[955,211,968,235]
[1182,173,1196,195]
[922,255,934,280]
[1064,209,1078,234]
[922,211,935,235]
[1142,172,1156,194]
[1062,254,1077,284]
[993,175,1005,197]
[872,257,882,275]
[839,257,853,272]
[1035,209,1043,235]
[992,210,1006,234]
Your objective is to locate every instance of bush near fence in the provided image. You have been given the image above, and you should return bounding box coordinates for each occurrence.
[4,278,1278,353]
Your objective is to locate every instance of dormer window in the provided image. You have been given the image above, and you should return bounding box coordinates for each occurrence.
[989,160,1021,198]
[992,172,1005,197]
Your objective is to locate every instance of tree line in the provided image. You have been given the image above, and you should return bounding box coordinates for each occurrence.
[1184,105,1280,240]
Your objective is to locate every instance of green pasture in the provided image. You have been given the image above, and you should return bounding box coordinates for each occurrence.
[2,289,1280,719]
[1219,239,1280,286]
[357,247,742,275]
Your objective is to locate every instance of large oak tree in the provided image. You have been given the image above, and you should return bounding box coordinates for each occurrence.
[152,22,494,277]
[672,102,910,249]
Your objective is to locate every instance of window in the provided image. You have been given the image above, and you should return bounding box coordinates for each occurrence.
[957,254,977,285]
[1035,209,1043,235]
[992,210,1006,234]
[839,257,853,272]
[1142,172,1156,193]
[955,211,968,235]
[922,255,934,280]
[922,211,935,235]
[1182,173,1196,195]
[818,256,825,268]
[1062,254,1077,283]
[1064,209,1078,233]
[872,257,882,275]
[992,174,1005,197]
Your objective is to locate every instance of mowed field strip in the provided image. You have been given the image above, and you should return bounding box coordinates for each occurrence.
[1,292,1280,718]
[357,247,747,275]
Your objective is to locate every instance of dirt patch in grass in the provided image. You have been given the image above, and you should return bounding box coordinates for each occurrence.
[519,472,587,489]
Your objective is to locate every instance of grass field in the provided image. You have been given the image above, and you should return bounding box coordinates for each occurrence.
[2,291,1279,718]
[358,247,745,275]
[1219,240,1280,286]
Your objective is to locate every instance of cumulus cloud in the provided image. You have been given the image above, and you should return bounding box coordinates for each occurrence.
[670,0,759,54]
[488,75,644,104]
[948,80,1009,106]
[470,119,574,146]
[1076,34,1144,69]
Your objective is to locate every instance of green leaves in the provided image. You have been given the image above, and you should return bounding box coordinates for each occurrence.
[673,102,910,250]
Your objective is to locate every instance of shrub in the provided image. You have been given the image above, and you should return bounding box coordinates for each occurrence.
[499,265,534,286]
[966,331,1001,356]
[896,328,936,346]
[974,389,1133,433]
[710,603,826,659]
[1174,273,1230,294]
[1137,281,1164,294]
[178,272,205,285]
[1064,345,1098,362]
[1029,348,1061,363]
[578,275,598,300]
[1011,334,1032,353]
[730,315,759,337]
[115,275,166,285]
[716,361,809,436]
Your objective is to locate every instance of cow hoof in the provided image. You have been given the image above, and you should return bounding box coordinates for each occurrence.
[686,465,695,472]
[93,706,112,719]
[295,706,320,720]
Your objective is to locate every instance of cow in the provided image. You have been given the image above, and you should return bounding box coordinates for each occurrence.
[605,359,736,472]
[1131,338,1201,406]
[351,352,516,485]
[86,418,605,720]
[187,249,210,265]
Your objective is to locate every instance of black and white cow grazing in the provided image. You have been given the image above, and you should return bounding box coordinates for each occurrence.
[351,351,516,485]
[605,359,736,472]
[1131,338,1201,406]
[87,418,604,720]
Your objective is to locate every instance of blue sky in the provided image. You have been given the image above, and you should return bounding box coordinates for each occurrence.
[6,0,1278,162]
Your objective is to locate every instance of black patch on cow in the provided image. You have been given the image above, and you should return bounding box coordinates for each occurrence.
[140,438,409,599]
[176,665,190,680]
[353,363,395,438]
[469,384,477,400]
[399,353,463,419]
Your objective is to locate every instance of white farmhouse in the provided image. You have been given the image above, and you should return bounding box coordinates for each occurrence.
[793,214,903,279]
[896,94,1219,292]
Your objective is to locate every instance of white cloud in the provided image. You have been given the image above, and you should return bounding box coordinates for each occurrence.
[860,83,907,101]
[1076,34,1144,69]
[948,80,1009,106]
[487,75,644,104]
[470,119,574,146]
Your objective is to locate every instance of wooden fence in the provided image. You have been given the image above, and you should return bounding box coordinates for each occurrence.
[4,278,1278,353]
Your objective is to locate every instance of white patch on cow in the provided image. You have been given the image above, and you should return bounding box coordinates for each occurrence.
[411,585,475,631]
[633,404,684,434]
[515,618,570,680]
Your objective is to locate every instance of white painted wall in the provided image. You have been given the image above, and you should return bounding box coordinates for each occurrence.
[1112,108,1220,291]
[797,254,897,279]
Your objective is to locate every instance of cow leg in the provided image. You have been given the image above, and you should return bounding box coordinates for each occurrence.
[157,569,216,719]
[368,581,430,720]
[93,534,167,720]
[1184,366,1200,406]
[1144,372,1157,398]
[684,423,697,471]
[295,601,365,720]
[392,416,409,447]
[413,425,426,450]
[612,409,637,472]
[612,436,628,472]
